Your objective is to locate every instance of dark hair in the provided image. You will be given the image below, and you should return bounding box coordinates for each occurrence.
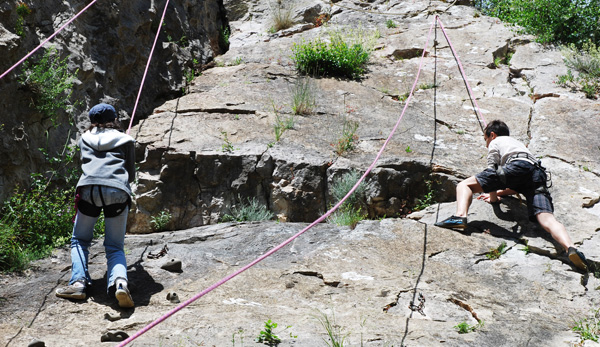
[484,120,510,137]
[86,119,123,132]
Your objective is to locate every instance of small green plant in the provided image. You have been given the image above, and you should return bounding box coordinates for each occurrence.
[385,19,397,28]
[520,244,531,254]
[290,77,316,115]
[315,311,349,347]
[232,328,245,346]
[405,145,412,153]
[256,320,296,346]
[454,320,484,334]
[221,131,235,153]
[231,57,243,66]
[219,26,230,49]
[221,197,274,222]
[494,56,502,67]
[414,180,435,211]
[272,102,294,142]
[332,117,359,156]
[19,47,80,125]
[15,2,31,37]
[328,171,367,229]
[572,308,600,343]
[150,210,172,232]
[485,241,508,260]
[418,82,437,90]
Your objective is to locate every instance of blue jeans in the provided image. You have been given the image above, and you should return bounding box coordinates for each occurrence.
[69,185,129,291]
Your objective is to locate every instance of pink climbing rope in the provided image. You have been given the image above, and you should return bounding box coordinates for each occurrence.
[116,17,439,347]
[435,16,487,129]
[126,0,171,134]
[0,0,98,81]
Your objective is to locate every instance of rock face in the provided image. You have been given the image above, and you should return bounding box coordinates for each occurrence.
[0,0,226,202]
[1,0,600,346]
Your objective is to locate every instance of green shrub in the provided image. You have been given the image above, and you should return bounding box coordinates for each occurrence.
[0,143,86,272]
[222,197,274,222]
[291,29,374,79]
[19,47,79,125]
[150,210,172,232]
[474,0,600,48]
[558,41,600,99]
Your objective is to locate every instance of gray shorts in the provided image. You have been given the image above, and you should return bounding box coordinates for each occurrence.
[475,160,553,222]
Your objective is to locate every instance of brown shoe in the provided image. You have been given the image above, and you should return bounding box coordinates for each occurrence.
[568,247,589,272]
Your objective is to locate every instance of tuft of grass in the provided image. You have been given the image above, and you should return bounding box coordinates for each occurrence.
[290,77,316,115]
[332,116,359,156]
[270,2,295,32]
[272,102,294,141]
[572,308,600,343]
[314,311,349,347]
[328,171,367,229]
[221,197,274,222]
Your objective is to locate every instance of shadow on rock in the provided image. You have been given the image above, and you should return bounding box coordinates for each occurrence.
[88,259,163,309]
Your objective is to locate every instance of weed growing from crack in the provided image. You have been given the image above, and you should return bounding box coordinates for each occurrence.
[485,241,508,260]
[256,319,296,346]
[272,102,294,141]
[454,320,484,334]
[314,311,349,347]
[290,76,316,115]
[572,308,600,343]
[328,170,367,229]
[332,116,359,156]
[150,210,172,232]
[222,197,274,222]
[221,131,235,153]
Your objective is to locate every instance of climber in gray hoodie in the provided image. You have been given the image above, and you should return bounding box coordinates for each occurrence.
[56,103,136,308]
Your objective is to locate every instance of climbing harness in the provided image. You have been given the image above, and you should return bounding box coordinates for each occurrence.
[77,185,131,218]
[495,152,552,193]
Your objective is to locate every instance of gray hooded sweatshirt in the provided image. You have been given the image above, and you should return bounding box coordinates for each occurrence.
[77,128,135,196]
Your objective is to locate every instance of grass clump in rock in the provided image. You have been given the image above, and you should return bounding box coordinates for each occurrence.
[291,28,377,80]
[222,197,274,222]
[328,170,367,229]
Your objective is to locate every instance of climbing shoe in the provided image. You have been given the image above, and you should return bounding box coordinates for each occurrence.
[56,280,86,300]
[434,215,467,229]
[115,282,134,308]
[568,247,589,272]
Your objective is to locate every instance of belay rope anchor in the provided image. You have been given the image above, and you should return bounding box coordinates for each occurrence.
[408,292,426,316]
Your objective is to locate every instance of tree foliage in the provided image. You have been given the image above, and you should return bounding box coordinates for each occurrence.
[475,0,600,48]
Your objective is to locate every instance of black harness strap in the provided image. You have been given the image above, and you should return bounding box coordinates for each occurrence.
[76,185,131,218]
